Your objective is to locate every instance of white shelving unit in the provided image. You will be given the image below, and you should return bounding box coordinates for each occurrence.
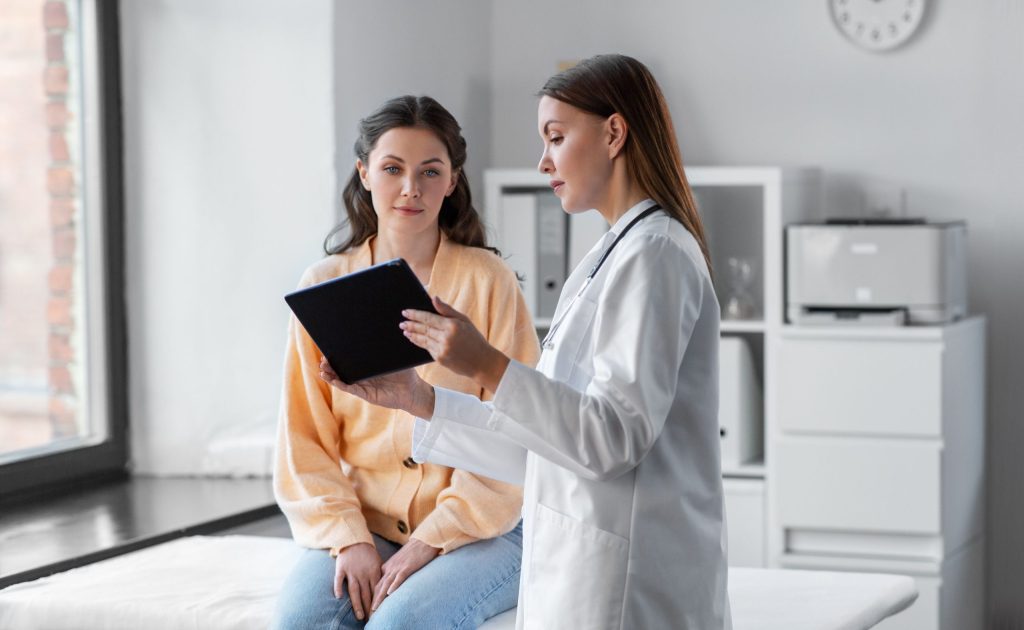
[484,167,821,570]
[720,321,767,334]
[484,166,820,334]
[688,167,820,569]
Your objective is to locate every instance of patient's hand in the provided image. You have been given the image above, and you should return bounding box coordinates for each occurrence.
[371,537,441,612]
[335,542,382,621]
[319,358,435,418]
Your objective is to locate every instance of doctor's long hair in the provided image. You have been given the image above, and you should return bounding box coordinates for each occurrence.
[539,54,713,275]
[325,95,493,255]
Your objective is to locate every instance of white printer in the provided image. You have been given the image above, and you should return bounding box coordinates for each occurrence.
[786,219,967,326]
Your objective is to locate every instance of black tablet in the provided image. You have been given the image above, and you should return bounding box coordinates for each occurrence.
[284,258,438,383]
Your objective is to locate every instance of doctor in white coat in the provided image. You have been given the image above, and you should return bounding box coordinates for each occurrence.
[321,54,731,629]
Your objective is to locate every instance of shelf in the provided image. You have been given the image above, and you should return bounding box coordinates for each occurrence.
[721,320,766,334]
[687,166,784,187]
[722,461,766,479]
[779,316,981,341]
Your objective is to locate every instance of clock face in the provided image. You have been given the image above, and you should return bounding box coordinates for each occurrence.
[830,0,927,52]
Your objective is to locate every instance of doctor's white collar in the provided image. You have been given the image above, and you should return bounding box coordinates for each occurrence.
[607,198,660,235]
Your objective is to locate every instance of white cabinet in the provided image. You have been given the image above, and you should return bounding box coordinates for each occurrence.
[772,318,986,630]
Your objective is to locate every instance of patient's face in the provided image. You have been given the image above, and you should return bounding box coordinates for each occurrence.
[357,126,457,237]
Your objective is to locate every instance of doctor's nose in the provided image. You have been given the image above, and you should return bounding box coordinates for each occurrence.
[537,150,553,175]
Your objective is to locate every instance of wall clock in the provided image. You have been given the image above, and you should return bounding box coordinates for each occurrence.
[830,0,927,52]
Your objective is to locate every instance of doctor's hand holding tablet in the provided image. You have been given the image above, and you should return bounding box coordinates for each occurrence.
[322,54,732,630]
[320,294,503,416]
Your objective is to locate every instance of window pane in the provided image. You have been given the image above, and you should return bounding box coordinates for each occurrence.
[0,0,97,460]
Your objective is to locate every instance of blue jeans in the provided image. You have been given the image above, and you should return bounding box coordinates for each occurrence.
[270,522,522,630]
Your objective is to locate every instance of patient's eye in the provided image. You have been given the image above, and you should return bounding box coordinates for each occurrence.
[423,168,440,177]
[549,135,564,145]
[383,165,400,175]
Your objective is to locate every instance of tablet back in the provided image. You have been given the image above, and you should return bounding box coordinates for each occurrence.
[284,258,437,383]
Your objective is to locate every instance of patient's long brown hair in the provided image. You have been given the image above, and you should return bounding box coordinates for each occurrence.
[325,95,494,256]
[539,55,712,275]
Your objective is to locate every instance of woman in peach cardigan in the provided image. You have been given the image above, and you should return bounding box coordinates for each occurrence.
[271,96,539,629]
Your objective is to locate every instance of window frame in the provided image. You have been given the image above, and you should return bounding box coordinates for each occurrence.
[0,0,128,501]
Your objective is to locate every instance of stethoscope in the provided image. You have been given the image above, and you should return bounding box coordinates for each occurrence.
[540,204,662,350]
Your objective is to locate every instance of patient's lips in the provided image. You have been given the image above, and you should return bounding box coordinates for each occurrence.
[394,205,424,216]
[550,179,565,194]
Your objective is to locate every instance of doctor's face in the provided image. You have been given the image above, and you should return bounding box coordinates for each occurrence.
[357,126,458,237]
[536,96,614,214]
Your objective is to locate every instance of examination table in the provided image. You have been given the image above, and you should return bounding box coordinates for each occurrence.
[0,535,917,629]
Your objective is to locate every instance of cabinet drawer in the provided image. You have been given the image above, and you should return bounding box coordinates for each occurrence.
[778,337,943,437]
[776,437,941,535]
[724,478,765,568]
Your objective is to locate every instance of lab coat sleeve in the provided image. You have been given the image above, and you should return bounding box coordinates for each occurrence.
[487,233,705,481]
[411,389,528,486]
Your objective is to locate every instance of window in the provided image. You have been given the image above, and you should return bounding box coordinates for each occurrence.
[0,0,126,498]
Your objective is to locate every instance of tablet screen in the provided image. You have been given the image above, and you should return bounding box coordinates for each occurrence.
[284,258,438,383]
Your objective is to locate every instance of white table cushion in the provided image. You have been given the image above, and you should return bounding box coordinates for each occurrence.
[0,535,917,630]
[726,567,917,630]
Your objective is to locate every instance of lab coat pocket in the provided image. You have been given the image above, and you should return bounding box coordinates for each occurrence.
[526,503,629,629]
[550,296,598,387]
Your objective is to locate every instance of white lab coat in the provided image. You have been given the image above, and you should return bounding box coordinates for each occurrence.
[412,200,731,629]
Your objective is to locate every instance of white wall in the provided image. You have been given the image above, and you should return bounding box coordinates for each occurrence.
[490,0,1024,621]
[116,0,493,475]
[120,0,335,475]
[333,1,492,226]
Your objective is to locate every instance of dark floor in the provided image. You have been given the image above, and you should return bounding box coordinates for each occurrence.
[0,476,279,588]
[216,511,291,538]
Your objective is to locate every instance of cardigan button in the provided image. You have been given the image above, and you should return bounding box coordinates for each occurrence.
[402,457,417,469]
[397,520,409,534]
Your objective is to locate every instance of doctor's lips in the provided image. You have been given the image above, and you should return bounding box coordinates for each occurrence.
[549,180,565,192]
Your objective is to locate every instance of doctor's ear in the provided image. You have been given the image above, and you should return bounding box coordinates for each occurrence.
[606,113,629,159]
[356,159,370,190]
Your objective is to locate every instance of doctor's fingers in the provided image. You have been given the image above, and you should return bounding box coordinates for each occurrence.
[402,330,444,357]
[402,308,461,329]
[432,296,472,322]
[399,319,451,341]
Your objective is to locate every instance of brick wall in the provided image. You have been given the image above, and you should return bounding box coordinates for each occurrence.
[43,0,78,439]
